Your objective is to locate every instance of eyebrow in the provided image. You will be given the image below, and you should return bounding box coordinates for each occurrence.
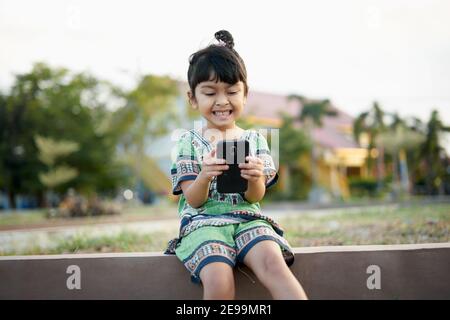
[200,83,238,89]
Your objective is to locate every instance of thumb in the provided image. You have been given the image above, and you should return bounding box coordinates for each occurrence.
[210,148,216,157]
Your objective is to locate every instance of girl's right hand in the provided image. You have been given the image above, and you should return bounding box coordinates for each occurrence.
[198,148,229,182]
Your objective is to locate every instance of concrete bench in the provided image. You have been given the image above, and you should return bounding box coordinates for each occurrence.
[1,243,449,299]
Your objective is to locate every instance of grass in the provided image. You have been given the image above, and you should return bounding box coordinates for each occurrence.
[282,203,450,247]
[1,203,449,256]
[0,209,48,227]
[1,230,175,256]
[0,202,177,229]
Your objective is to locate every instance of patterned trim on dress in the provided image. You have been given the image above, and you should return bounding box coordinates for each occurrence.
[175,159,200,175]
[172,175,198,195]
[171,153,201,194]
[232,211,284,235]
[180,216,245,236]
[164,212,286,255]
[183,240,237,282]
[234,226,294,265]
[235,225,290,253]
[178,210,285,239]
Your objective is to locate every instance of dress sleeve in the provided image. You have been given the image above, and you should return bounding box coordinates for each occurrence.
[256,132,279,189]
[170,132,201,195]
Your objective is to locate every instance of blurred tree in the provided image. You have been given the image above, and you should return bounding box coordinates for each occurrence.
[34,135,79,206]
[0,64,49,208]
[405,116,429,194]
[278,113,312,199]
[34,135,80,168]
[0,62,128,208]
[353,101,387,190]
[111,74,180,194]
[377,116,425,197]
[420,110,450,194]
[288,94,337,202]
[0,93,7,194]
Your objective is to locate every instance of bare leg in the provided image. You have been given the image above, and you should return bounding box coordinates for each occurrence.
[243,240,308,300]
[199,262,235,300]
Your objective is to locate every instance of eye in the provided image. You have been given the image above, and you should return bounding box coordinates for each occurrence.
[204,93,215,96]
[228,91,238,95]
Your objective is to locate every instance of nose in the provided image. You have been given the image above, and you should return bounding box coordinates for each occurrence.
[215,93,229,106]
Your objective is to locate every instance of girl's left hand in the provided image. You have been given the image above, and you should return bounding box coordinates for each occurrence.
[239,156,265,183]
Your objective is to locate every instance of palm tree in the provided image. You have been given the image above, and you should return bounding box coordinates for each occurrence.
[278,112,312,198]
[288,94,337,202]
[420,110,450,194]
[405,116,427,193]
[353,101,387,190]
[377,114,425,197]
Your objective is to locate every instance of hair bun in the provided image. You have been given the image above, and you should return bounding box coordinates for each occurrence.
[214,30,234,49]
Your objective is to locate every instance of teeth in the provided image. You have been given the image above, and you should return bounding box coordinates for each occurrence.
[214,110,231,116]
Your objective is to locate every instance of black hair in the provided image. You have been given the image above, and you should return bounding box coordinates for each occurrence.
[187,30,248,98]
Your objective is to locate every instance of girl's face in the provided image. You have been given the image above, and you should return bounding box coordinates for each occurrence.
[188,78,247,131]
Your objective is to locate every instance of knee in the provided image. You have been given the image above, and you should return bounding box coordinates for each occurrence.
[200,266,235,291]
[202,273,234,291]
[202,273,235,299]
[260,251,288,277]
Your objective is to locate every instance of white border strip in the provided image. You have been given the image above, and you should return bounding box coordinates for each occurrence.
[1,243,449,260]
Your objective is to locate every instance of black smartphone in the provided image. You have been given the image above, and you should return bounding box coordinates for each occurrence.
[216,139,250,193]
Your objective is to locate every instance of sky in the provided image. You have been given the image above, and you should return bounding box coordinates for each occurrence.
[1,0,450,129]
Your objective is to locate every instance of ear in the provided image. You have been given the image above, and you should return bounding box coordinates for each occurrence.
[187,90,198,109]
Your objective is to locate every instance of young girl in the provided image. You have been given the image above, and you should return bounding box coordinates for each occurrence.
[165,30,308,300]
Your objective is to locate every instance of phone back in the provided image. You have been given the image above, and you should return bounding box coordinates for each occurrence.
[216,139,249,193]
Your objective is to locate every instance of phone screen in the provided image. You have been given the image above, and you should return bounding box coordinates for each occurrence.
[216,139,249,193]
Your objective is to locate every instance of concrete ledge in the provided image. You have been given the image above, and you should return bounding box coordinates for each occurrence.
[1,243,449,299]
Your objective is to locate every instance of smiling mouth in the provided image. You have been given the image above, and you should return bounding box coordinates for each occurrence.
[212,110,232,115]
[212,110,233,118]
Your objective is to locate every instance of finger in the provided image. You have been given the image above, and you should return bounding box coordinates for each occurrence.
[239,162,264,170]
[241,169,263,176]
[203,157,213,165]
[204,157,225,165]
[239,162,258,168]
[246,156,263,165]
[245,156,256,162]
[254,156,264,165]
[240,173,259,181]
[208,165,229,171]
[213,158,227,165]
[206,171,223,177]
[241,169,261,176]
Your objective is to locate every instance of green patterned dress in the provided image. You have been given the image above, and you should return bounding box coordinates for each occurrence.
[165,128,294,283]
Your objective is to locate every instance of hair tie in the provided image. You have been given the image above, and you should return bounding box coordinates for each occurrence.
[217,39,227,47]
[214,30,234,49]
